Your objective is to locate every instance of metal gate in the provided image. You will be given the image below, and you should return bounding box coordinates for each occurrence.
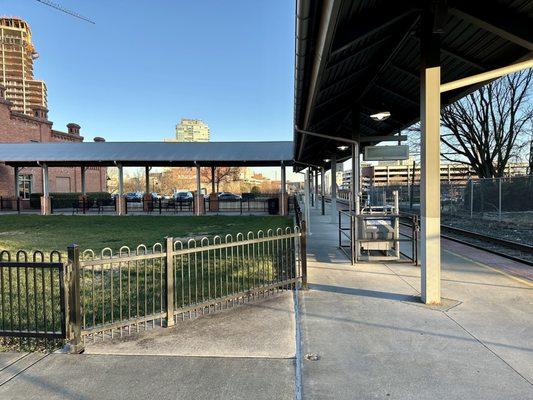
[0,250,66,339]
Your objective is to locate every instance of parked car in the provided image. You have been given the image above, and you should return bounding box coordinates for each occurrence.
[125,192,142,201]
[174,191,193,201]
[218,192,241,201]
[241,192,255,201]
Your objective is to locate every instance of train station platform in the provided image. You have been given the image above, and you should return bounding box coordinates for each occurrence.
[299,207,533,399]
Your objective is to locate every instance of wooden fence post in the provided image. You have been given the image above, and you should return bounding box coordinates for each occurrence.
[67,244,84,353]
[300,220,308,290]
[165,237,175,327]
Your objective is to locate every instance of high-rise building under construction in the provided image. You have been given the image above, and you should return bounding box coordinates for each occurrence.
[0,17,47,116]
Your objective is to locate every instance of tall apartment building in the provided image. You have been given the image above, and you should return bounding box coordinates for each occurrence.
[167,119,210,142]
[0,17,47,116]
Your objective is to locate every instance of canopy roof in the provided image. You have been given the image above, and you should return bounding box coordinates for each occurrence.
[294,0,533,166]
[0,141,294,167]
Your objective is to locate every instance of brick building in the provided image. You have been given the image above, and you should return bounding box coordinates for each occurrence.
[0,84,106,206]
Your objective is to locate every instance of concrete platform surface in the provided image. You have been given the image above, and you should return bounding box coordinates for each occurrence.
[300,207,533,400]
[85,291,295,358]
[0,353,295,400]
[0,352,26,370]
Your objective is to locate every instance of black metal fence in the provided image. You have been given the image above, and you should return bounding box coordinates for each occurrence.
[0,196,19,212]
[0,250,66,339]
[0,192,289,216]
[206,193,282,214]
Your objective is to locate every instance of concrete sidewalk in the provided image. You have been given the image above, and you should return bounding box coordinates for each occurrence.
[85,291,295,358]
[299,207,533,399]
[0,353,294,400]
[0,292,297,400]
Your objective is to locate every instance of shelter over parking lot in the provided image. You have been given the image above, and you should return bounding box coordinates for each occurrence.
[0,140,294,216]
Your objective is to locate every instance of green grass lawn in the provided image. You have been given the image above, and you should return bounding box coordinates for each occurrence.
[0,215,293,255]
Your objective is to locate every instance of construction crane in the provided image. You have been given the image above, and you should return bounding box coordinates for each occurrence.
[35,0,95,24]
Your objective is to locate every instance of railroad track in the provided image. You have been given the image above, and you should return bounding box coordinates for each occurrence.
[326,196,533,266]
[440,225,533,266]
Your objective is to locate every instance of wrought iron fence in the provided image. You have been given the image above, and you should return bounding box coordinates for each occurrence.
[76,227,303,342]
[1,224,305,350]
[206,193,282,214]
[0,196,19,212]
[0,250,66,339]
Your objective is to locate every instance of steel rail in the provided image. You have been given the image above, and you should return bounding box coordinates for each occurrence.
[440,225,533,253]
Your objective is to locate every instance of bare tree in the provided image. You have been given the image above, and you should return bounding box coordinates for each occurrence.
[200,167,241,192]
[440,70,532,178]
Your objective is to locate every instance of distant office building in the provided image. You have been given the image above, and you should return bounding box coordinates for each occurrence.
[0,17,47,116]
[165,119,210,142]
[342,160,528,190]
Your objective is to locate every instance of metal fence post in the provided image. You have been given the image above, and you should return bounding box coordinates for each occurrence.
[300,220,308,290]
[498,177,502,222]
[469,179,474,218]
[165,237,175,327]
[66,244,84,353]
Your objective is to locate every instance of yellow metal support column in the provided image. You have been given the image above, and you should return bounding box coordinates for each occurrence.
[420,6,442,304]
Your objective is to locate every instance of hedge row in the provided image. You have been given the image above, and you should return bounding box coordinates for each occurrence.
[30,192,112,209]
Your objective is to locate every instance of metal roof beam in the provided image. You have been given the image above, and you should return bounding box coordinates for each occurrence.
[410,35,486,70]
[319,65,372,93]
[441,59,533,92]
[327,35,393,69]
[331,7,417,55]
[450,2,533,51]
[356,16,421,103]
[440,45,485,70]
[389,64,420,81]
[374,84,419,107]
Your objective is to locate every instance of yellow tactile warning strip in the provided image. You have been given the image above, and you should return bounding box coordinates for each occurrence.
[444,249,533,288]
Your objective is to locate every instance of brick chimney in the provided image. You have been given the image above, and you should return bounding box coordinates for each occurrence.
[93,137,105,142]
[67,123,81,135]
[33,105,49,120]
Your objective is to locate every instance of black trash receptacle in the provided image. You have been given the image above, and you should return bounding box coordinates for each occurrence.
[267,198,279,215]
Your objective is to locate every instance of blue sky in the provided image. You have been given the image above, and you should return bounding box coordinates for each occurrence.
[1,0,295,142]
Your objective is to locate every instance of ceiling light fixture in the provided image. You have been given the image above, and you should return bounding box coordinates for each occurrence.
[370,111,391,122]
[337,145,349,151]
[323,158,331,162]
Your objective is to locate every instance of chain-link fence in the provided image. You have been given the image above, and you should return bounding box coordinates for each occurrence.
[365,175,533,223]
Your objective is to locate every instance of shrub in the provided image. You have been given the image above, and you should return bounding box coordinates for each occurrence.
[30,192,112,209]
